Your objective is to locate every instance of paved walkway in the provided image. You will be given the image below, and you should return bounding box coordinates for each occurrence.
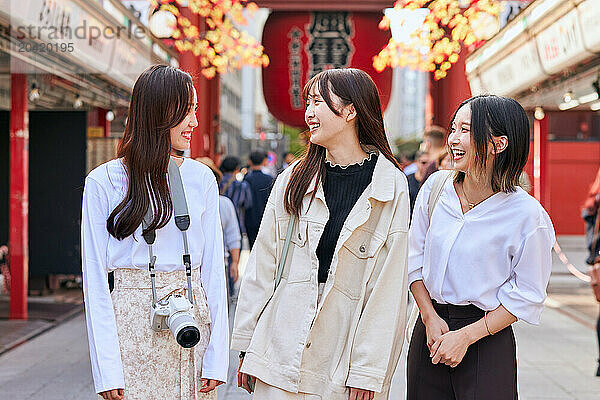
[1,236,599,399]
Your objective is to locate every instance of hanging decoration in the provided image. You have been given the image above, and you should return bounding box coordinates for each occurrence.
[150,0,270,79]
[374,0,501,80]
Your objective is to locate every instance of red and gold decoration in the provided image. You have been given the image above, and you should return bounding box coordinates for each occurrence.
[374,0,500,80]
[150,0,269,78]
[262,12,393,128]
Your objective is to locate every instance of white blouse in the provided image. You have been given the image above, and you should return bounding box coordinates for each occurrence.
[81,158,229,393]
[408,171,556,324]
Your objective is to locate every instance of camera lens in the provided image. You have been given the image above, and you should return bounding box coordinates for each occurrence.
[176,326,200,348]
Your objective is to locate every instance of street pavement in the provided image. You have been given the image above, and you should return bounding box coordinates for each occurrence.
[1,236,600,399]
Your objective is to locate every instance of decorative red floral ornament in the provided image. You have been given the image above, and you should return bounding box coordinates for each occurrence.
[374,0,500,80]
[151,0,269,79]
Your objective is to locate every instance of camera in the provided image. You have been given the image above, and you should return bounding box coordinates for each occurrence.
[150,293,201,348]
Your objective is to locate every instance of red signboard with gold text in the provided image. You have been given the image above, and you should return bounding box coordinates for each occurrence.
[262,12,392,128]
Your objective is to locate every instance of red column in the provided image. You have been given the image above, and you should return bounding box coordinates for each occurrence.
[9,74,29,320]
[533,115,549,208]
[177,9,220,160]
[179,9,205,158]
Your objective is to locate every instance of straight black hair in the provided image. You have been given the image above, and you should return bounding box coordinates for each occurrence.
[449,94,529,193]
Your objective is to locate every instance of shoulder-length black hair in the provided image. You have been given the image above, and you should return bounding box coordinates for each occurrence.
[284,68,401,217]
[450,94,530,193]
[107,65,195,240]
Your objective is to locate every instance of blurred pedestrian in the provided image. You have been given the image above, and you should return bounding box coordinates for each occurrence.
[406,150,430,216]
[243,150,274,249]
[282,151,296,169]
[81,65,228,400]
[582,166,600,376]
[437,151,452,171]
[197,157,242,299]
[403,151,418,175]
[407,95,555,399]
[420,126,446,183]
[0,245,8,294]
[219,155,253,235]
[233,68,410,400]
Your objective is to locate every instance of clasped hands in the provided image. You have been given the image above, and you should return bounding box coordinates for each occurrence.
[423,313,472,369]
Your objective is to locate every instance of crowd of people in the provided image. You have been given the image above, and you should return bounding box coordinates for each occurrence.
[195,150,295,299]
[81,65,562,400]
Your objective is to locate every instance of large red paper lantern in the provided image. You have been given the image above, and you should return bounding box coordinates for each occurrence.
[262,12,393,128]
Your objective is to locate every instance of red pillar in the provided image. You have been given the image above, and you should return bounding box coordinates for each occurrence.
[9,74,29,320]
[533,115,549,208]
[178,9,220,160]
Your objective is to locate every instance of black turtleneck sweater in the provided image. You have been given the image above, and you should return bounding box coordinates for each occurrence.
[316,153,378,282]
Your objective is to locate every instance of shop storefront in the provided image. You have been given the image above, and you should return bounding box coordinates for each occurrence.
[0,0,178,318]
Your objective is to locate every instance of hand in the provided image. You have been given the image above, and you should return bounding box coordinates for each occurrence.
[422,312,449,352]
[230,262,239,283]
[348,387,374,400]
[199,378,224,393]
[430,329,471,368]
[237,357,256,394]
[99,389,124,400]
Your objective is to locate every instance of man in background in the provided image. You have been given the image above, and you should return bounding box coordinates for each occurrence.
[244,150,274,249]
[219,155,252,235]
[421,126,446,183]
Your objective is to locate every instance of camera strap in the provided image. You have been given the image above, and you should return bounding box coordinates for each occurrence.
[142,157,195,306]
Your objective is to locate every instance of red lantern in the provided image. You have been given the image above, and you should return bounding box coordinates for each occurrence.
[262,12,393,128]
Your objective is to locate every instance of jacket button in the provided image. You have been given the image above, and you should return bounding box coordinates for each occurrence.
[306,342,311,348]
[359,245,366,253]
[298,233,302,240]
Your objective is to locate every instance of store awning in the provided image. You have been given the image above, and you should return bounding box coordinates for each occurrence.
[0,0,178,108]
[466,0,600,110]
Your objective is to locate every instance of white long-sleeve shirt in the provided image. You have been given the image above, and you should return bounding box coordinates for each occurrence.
[81,158,228,393]
[408,171,556,325]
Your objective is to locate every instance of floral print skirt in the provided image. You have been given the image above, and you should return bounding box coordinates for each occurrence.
[99,267,215,400]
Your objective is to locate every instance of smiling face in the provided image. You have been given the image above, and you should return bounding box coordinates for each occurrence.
[170,88,198,151]
[304,82,353,148]
[447,104,472,173]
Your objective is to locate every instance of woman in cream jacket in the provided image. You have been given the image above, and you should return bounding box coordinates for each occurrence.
[232,68,410,400]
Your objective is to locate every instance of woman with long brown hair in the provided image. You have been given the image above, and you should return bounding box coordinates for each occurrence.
[232,68,410,400]
[81,65,228,400]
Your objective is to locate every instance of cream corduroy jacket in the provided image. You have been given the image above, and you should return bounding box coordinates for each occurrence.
[231,153,410,398]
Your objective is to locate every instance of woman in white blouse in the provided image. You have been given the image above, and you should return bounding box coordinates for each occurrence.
[407,95,555,399]
[81,65,228,400]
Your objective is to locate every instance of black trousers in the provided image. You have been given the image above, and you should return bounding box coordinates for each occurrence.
[407,301,517,400]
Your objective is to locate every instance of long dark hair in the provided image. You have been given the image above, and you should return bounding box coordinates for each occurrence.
[449,94,529,193]
[284,68,401,217]
[107,65,194,240]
